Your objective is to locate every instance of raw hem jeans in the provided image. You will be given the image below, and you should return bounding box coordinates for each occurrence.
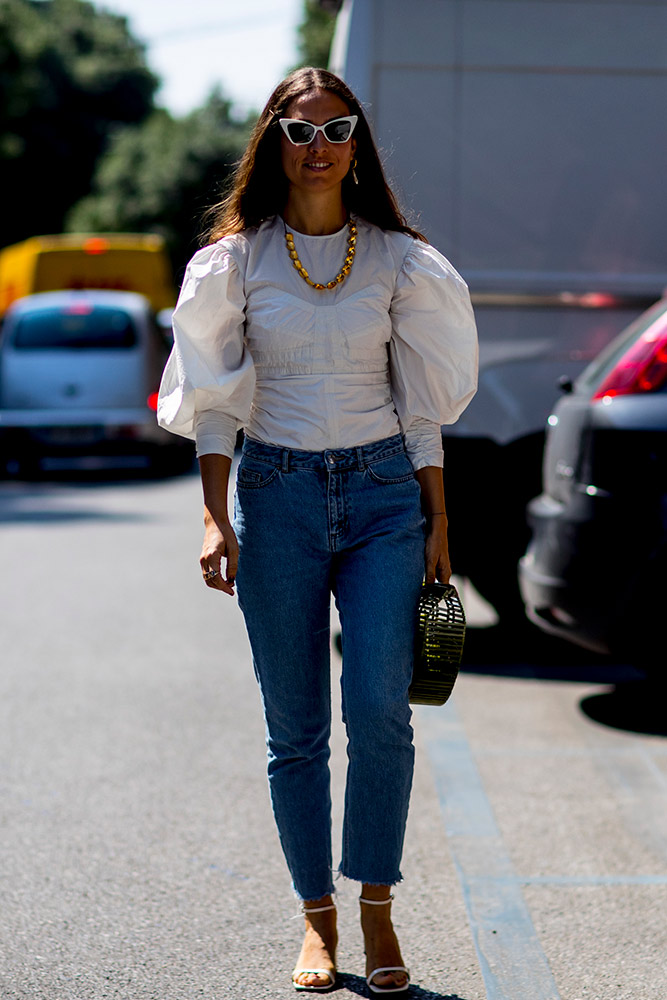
[234,434,426,901]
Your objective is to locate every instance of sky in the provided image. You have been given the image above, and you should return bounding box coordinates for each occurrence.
[96,0,305,117]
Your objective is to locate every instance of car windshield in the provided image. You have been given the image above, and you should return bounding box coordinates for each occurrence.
[13,305,137,349]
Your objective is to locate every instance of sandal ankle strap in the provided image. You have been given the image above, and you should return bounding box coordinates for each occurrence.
[302,902,336,914]
[359,894,394,905]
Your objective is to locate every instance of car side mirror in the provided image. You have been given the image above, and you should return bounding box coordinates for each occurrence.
[557,375,574,394]
[157,308,174,330]
[156,308,174,348]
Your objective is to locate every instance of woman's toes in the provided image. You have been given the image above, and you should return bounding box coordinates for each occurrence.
[370,968,408,989]
[294,970,334,988]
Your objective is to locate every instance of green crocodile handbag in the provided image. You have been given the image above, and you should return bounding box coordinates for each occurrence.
[409,582,466,706]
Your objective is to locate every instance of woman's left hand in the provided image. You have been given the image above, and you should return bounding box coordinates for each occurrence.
[424,515,451,584]
[414,465,452,584]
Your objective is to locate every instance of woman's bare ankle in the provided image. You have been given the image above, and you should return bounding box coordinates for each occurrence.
[303,893,335,911]
[360,883,393,903]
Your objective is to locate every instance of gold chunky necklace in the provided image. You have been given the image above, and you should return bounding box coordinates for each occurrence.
[284,219,357,290]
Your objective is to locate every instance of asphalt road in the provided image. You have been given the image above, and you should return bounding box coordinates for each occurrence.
[0,467,665,1000]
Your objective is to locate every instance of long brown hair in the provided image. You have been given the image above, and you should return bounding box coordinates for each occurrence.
[202,67,426,244]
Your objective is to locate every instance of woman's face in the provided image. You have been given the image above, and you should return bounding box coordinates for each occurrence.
[280,89,357,197]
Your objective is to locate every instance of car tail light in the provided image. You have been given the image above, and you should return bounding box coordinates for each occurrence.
[592,316,667,400]
[147,392,159,411]
[83,237,110,255]
[578,292,619,308]
[65,302,94,315]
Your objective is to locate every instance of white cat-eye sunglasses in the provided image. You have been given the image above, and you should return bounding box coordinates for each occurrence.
[279,115,358,145]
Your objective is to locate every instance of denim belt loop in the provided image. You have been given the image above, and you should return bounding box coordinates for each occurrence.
[282,449,291,473]
[356,446,365,471]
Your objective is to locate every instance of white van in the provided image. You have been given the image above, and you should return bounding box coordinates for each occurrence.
[330,0,667,621]
[0,290,192,475]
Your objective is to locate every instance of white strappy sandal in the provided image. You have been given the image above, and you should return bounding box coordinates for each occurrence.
[292,902,337,993]
[360,896,410,994]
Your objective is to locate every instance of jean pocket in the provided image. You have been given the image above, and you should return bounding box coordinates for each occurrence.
[237,457,279,489]
[366,452,415,484]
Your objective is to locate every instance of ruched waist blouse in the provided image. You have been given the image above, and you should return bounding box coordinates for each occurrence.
[157,215,478,470]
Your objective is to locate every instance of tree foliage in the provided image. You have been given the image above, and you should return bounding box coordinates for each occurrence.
[295,0,338,69]
[0,0,338,278]
[67,91,252,277]
[0,0,159,245]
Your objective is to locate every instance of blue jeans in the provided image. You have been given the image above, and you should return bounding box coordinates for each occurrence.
[234,434,426,901]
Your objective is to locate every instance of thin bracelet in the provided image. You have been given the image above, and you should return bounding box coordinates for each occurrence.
[428,511,447,516]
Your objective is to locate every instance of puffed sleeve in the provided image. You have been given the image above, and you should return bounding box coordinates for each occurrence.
[157,239,255,459]
[389,241,478,470]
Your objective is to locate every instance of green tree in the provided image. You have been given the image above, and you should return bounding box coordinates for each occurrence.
[295,0,338,69]
[66,90,253,276]
[0,0,158,246]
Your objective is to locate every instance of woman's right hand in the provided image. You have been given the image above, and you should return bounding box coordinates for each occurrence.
[200,518,238,596]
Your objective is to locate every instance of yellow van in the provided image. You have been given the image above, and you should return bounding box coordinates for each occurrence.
[0,233,176,316]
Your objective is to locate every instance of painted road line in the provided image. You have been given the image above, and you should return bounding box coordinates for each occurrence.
[418,703,562,1000]
[519,875,667,886]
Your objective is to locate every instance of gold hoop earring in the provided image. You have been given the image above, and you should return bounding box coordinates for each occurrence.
[351,158,359,186]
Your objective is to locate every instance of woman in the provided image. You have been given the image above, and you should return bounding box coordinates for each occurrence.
[158,67,477,994]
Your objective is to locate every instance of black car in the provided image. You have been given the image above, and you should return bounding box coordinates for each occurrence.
[519,297,667,669]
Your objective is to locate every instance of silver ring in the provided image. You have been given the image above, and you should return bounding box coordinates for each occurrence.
[203,569,219,581]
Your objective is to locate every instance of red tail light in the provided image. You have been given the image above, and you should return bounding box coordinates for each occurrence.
[65,302,94,315]
[592,316,667,400]
[147,392,159,412]
[84,237,110,255]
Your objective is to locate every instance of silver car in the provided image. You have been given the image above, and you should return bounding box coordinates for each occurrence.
[0,290,192,475]
[519,297,667,669]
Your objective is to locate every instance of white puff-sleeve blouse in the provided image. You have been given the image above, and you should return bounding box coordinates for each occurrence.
[157,215,478,470]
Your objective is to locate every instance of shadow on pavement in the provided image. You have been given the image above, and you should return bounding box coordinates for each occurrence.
[335,972,469,998]
[462,623,667,738]
[579,680,667,737]
[0,466,197,524]
[461,622,637,681]
[0,506,151,525]
[1,462,197,488]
